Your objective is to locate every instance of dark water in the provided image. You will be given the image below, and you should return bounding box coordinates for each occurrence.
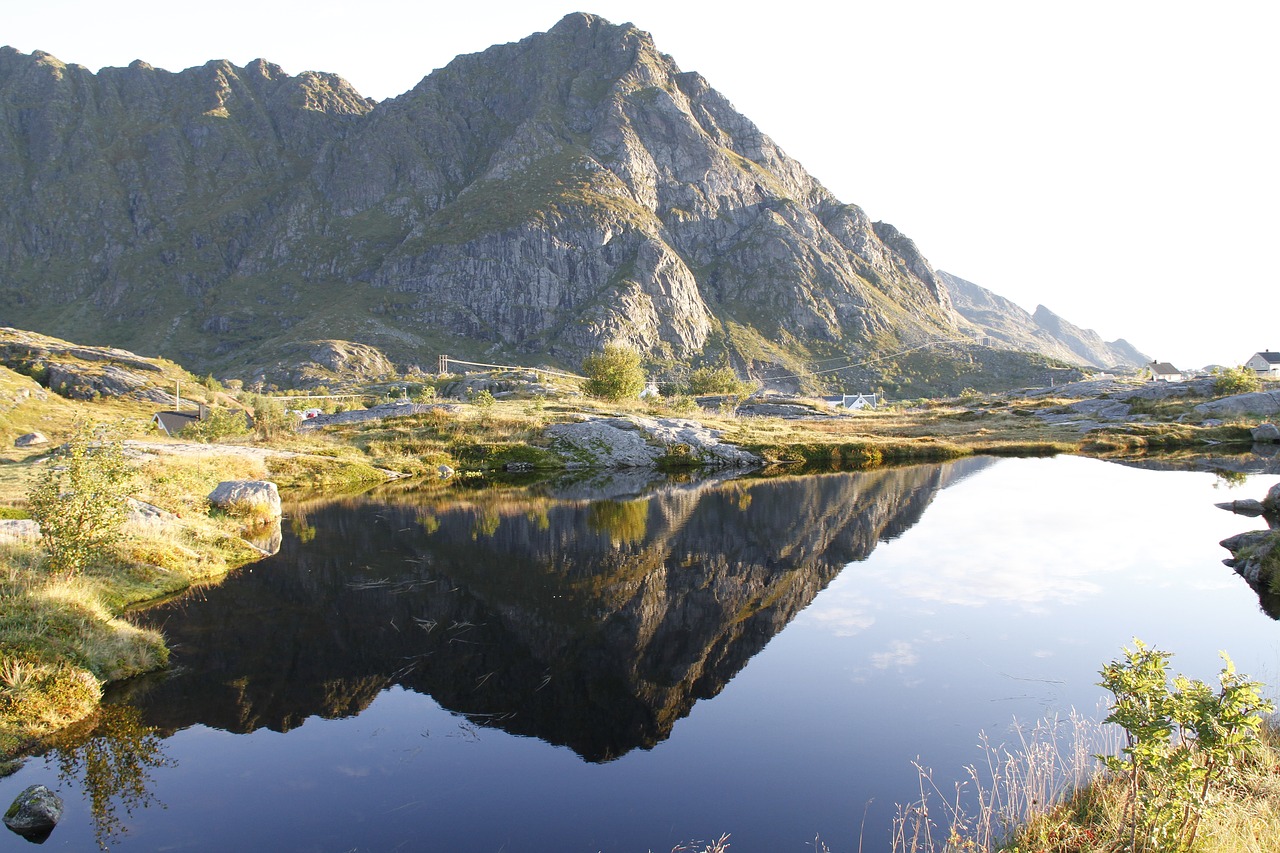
[3,455,1279,852]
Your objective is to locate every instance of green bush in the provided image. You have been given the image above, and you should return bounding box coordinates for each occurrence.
[1213,366,1261,396]
[27,425,133,579]
[182,407,251,442]
[1099,639,1273,852]
[582,343,647,401]
[687,365,752,396]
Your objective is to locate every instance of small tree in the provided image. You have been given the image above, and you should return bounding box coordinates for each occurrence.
[248,394,292,440]
[582,343,647,401]
[28,425,133,579]
[1099,639,1273,852]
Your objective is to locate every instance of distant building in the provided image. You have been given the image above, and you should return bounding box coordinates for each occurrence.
[1148,362,1183,382]
[151,404,207,436]
[825,393,880,410]
[1244,351,1280,378]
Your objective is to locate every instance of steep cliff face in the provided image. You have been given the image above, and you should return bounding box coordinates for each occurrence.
[0,14,962,377]
[941,271,1148,369]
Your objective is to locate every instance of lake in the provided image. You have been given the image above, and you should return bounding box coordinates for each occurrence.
[3,453,1279,852]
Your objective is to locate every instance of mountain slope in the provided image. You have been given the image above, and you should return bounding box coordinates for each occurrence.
[0,14,1133,392]
[941,271,1148,369]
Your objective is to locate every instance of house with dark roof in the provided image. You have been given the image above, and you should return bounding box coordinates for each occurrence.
[1148,362,1183,382]
[1245,351,1280,378]
[152,404,207,437]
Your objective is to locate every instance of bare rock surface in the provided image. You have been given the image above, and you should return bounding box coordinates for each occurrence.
[297,401,457,430]
[1195,391,1280,418]
[546,414,759,469]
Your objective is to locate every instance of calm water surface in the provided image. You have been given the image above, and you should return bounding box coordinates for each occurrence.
[3,455,1279,852]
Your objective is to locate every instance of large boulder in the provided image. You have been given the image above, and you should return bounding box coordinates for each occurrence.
[208,481,281,523]
[13,432,47,447]
[1252,423,1280,443]
[546,415,760,469]
[4,784,63,840]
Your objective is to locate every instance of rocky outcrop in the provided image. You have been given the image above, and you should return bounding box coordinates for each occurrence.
[1218,482,1280,617]
[296,401,456,430]
[13,432,46,447]
[1195,391,1280,418]
[546,414,760,468]
[0,327,183,405]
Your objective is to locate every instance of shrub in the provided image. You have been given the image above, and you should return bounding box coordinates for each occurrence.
[1098,639,1273,852]
[27,425,133,579]
[581,343,647,401]
[1214,366,1261,396]
[182,407,251,442]
[688,365,752,396]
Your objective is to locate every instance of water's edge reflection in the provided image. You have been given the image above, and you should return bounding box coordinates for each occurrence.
[110,458,996,762]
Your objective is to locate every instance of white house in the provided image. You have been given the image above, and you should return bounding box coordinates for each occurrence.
[1244,351,1280,378]
[1148,362,1183,382]
[825,393,880,410]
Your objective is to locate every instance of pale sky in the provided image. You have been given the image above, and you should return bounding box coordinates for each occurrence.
[7,1,1278,369]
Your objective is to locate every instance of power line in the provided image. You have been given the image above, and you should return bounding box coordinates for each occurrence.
[768,338,974,381]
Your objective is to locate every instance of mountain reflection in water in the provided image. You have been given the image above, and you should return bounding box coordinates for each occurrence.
[117,459,996,762]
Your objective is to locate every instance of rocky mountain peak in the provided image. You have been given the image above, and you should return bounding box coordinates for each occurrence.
[0,16,1138,393]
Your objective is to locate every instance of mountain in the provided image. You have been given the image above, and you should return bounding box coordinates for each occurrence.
[0,14,1140,391]
[940,271,1148,370]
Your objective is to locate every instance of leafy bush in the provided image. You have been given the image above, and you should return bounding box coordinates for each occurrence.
[1213,366,1261,396]
[182,407,250,442]
[1099,639,1273,852]
[582,343,647,401]
[27,425,133,579]
[687,365,752,396]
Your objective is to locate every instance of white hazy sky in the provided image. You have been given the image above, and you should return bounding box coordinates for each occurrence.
[8,1,1278,369]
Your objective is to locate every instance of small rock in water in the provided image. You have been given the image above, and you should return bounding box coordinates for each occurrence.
[4,784,63,840]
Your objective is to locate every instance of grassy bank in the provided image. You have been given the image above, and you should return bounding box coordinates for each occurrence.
[0,434,391,760]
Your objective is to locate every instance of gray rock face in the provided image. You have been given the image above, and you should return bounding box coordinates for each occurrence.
[546,414,760,469]
[13,431,47,447]
[1252,423,1280,442]
[207,480,281,522]
[1195,391,1280,418]
[1216,499,1268,517]
[4,784,63,838]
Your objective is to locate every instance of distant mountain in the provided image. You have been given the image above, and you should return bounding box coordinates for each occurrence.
[0,14,1141,392]
[940,271,1148,369]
